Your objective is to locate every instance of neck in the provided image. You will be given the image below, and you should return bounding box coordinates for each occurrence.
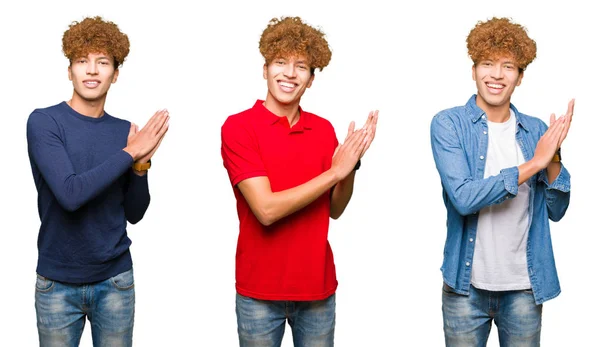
[476,94,511,123]
[264,93,300,126]
[68,92,107,118]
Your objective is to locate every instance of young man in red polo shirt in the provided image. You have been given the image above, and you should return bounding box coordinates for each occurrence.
[221,17,378,346]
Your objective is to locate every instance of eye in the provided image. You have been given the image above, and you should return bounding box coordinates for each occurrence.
[77,59,86,64]
[297,65,307,70]
[275,60,285,65]
[99,61,109,65]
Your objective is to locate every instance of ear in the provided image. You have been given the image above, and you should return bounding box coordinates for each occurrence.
[472,65,476,81]
[112,69,119,84]
[263,63,267,79]
[516,70,524,86]
[306,74,315,89]
[68,65,72,81]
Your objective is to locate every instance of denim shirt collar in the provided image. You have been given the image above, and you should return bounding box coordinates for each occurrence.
[466,94,529,132]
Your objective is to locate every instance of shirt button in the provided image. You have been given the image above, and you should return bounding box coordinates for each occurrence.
[483,131,487,135]
[469,238,474,242]
[479,155,484,160]
[481,115,486,119]
[466,262,471,266]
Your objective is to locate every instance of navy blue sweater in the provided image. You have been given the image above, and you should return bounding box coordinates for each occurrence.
[26,102,150,283]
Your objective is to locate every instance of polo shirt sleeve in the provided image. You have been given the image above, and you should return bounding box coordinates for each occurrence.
[221,118,267,186]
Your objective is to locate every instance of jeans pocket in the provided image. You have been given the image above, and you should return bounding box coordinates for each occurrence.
[35,274,55,292]
[442,283,460,296]
[110,268,134,290]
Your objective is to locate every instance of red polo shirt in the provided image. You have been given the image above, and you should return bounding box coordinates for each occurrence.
[221,100,339,301]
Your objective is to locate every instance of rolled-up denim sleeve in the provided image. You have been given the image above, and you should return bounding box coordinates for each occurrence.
[430,113,519,216]
[538,164,571,221]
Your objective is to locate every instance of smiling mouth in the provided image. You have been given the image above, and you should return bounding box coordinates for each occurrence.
[486,82,504,90]
[83,80,100,88]
[278,81,297,92]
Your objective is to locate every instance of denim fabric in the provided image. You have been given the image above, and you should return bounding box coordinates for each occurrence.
[35,268,135,347]
[236,293,335,347]
[430,95,570,304]
[442,284,542,347]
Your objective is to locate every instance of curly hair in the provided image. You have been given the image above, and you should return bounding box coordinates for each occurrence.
[467,17,536,70]
[259,17,332,72]
[62,16,130,67]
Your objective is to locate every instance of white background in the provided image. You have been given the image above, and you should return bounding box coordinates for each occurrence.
[1,0,597,346]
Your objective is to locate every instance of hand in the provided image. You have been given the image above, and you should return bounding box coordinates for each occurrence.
[359,110,378,157]
[127,124,169,164]
[124,109,170,161]
[331,126,370,180]
[341,110,379,158]
[549,99,574,149]
[533,113,566,170]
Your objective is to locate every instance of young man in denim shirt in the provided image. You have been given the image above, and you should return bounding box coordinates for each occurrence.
[430,17,573,346]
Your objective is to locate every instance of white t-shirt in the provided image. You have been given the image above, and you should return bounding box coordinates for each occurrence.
[471,110,531,291]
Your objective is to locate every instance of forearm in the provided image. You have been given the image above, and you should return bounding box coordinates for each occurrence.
[517,159,544,186]
[241,169,340,226]
[124,171,151,224]
[545,162,561,184]
[330,171,355,219]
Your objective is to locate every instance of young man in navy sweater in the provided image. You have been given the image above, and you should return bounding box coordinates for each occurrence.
[27,16,169,346]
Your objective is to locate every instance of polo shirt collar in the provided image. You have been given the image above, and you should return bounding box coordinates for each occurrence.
[252,100,312,132]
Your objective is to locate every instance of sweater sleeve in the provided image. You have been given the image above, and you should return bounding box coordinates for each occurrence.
[26,111,134,212]
[123,171,151,224]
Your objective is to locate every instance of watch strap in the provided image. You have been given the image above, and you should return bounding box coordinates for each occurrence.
[133,160,151,171]
[551,148,561,163]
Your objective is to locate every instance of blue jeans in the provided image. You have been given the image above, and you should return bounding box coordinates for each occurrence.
[236,293,336,347]
[442,283,542,347]
[35,268,135,347]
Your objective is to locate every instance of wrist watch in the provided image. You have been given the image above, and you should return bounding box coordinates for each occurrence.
[353,159,361,171]
[132,160,151,171]
[551,148,561,163]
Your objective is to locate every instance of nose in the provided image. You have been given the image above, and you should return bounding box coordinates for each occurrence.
[283,62,296,78]
[490,63,502,79]
[86,61,98,75]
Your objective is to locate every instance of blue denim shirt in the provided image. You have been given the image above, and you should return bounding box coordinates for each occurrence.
[430,95,570,305]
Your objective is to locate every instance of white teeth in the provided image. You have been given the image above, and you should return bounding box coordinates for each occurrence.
[84,81,98,85]
[279,82,295,88]
[487,83,503,89]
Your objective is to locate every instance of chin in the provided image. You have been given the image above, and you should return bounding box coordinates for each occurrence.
[274,95,297,105]
[78,91,106,103]
[479,94,506,106]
